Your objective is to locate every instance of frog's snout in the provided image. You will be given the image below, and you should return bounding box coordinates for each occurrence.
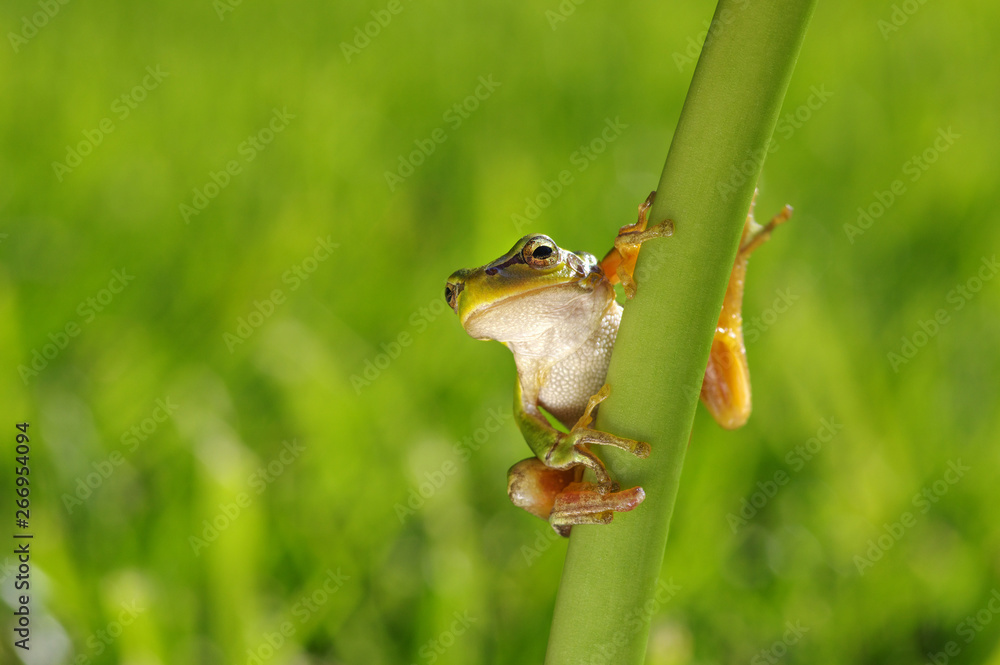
[444,269,468,314]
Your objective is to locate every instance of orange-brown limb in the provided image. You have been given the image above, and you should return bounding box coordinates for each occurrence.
[507,458,645,537]
[601,189,792,430]
[600,191,674,299]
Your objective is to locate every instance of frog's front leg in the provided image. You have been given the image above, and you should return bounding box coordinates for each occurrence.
[529,383,651,486]
[509,382,649,535]
[700,192,793,429]
[599,191,675,299]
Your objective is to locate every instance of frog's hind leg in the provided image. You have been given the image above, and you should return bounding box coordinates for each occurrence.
[700,192,793,430]
[507,458,645,537]
[507,458,579,522]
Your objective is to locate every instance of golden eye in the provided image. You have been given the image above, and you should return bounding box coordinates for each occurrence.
[532,245,552,259]
[523,237,558,268]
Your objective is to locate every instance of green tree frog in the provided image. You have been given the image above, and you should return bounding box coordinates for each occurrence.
[445,191,791,535]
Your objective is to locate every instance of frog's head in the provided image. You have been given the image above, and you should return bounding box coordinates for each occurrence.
[444,234,610,344]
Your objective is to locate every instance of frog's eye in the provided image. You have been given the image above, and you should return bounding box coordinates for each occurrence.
[522,237,559,269]
[443,274,465,313]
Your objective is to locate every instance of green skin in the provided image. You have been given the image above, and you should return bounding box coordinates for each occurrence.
[445,235,650,530]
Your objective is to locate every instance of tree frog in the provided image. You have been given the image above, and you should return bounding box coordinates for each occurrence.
[444,191,791,535]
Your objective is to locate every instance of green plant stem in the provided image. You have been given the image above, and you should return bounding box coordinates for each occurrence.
[544,1,816,663]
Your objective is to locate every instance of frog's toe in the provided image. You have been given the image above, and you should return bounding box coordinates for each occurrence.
[595,479,620,495]
[571,427,651,459]
[548,483,645,536]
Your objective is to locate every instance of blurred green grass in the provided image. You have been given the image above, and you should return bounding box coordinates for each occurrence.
[1,0,999,663]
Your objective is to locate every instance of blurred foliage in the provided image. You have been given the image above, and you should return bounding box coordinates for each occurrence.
[0,0,999,663]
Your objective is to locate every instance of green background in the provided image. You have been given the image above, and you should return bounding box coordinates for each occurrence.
[2,0,999,663]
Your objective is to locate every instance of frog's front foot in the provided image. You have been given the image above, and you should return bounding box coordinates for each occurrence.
[554,428,650,491]
[546,383,651,490]
[606,191,675,299]
[570,383,651,459]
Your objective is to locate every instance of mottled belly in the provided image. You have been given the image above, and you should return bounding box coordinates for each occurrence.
[537,305,621,428]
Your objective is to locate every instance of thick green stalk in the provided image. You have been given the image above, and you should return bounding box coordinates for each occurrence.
[544,1,816,663]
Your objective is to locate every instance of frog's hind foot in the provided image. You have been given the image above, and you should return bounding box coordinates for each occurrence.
[507,458,645,538]
[549,482,646,537]
[740,192,793,258]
